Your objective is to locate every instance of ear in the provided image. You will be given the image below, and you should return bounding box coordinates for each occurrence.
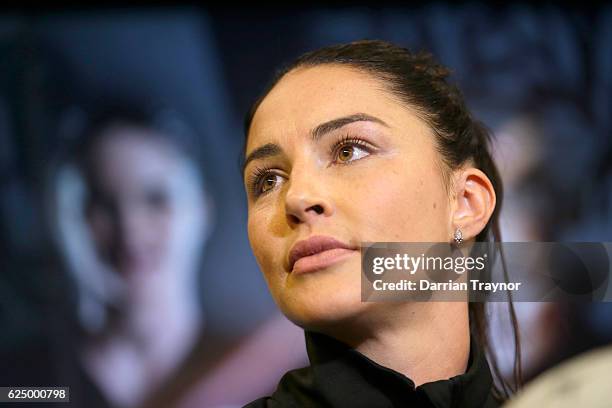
[450,168,496,241]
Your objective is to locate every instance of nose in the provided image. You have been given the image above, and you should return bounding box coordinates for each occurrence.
[284,172,334,226]
[115,207,147,252]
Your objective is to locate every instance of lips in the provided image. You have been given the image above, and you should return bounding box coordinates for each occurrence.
[288,235,358,273]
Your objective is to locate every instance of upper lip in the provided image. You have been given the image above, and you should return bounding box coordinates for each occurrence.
[287,235,356,271]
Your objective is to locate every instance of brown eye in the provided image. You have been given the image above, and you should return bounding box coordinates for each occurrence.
[261,175,278,193]
[257,173,285,196]
[332,139,371,164]
[249,168,285,199]
[338,146,354,162]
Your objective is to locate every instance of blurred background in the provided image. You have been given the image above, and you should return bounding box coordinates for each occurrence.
[0,4,610,408]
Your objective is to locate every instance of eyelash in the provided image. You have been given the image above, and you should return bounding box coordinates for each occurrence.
[248,165,278,198]
[249,135,374,198]
[329,134,371,164]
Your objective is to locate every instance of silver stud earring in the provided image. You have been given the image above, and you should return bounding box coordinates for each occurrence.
[453,227,463,245]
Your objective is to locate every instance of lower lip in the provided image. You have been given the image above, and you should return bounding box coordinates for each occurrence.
[292,248,358,275]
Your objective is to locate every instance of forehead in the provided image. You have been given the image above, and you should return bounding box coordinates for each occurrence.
[90,128,181,188]
[247,65,416,150]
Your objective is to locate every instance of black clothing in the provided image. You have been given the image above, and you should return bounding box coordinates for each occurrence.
[245,331,500,408]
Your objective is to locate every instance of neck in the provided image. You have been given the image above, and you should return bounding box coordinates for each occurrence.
[331,302,470,386]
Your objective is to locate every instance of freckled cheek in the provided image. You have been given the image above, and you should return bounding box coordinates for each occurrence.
[247,212,284,284]
[340,169,448,241]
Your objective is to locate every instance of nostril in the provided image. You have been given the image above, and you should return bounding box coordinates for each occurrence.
[308,204,324,215]
[285,199,329,225]
[287,213,301,224]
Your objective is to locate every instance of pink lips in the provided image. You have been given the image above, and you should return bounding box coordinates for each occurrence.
[288,235,358,274]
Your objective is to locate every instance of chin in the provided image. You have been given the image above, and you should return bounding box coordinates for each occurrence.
[277,260,367,332]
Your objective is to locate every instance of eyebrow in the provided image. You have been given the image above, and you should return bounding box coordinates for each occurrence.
[311,113,389,140]
[241,143,283,177]
[242,113,388,177]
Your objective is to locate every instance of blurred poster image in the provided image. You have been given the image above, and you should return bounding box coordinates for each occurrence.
[51,105,210,407]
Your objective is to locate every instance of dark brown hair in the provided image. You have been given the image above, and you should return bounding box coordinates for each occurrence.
[243,39,521,401]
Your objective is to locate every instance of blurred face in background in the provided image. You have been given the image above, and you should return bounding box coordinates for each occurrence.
[84,125,206,283]
[60,123,210,402]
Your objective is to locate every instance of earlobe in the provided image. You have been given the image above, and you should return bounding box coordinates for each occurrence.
[451,168,496,241]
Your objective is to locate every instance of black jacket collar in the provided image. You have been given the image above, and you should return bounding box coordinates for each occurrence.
[246,330,500,407]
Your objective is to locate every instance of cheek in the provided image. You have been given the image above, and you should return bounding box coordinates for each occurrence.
[247,205,286,288]
[144,210,173,248]
[247,210,274,274]
[342,161,449,242]
[87,210,114,249]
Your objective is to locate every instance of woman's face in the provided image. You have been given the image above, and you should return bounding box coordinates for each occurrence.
[244,65,455,331]
[85,126,201,280]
